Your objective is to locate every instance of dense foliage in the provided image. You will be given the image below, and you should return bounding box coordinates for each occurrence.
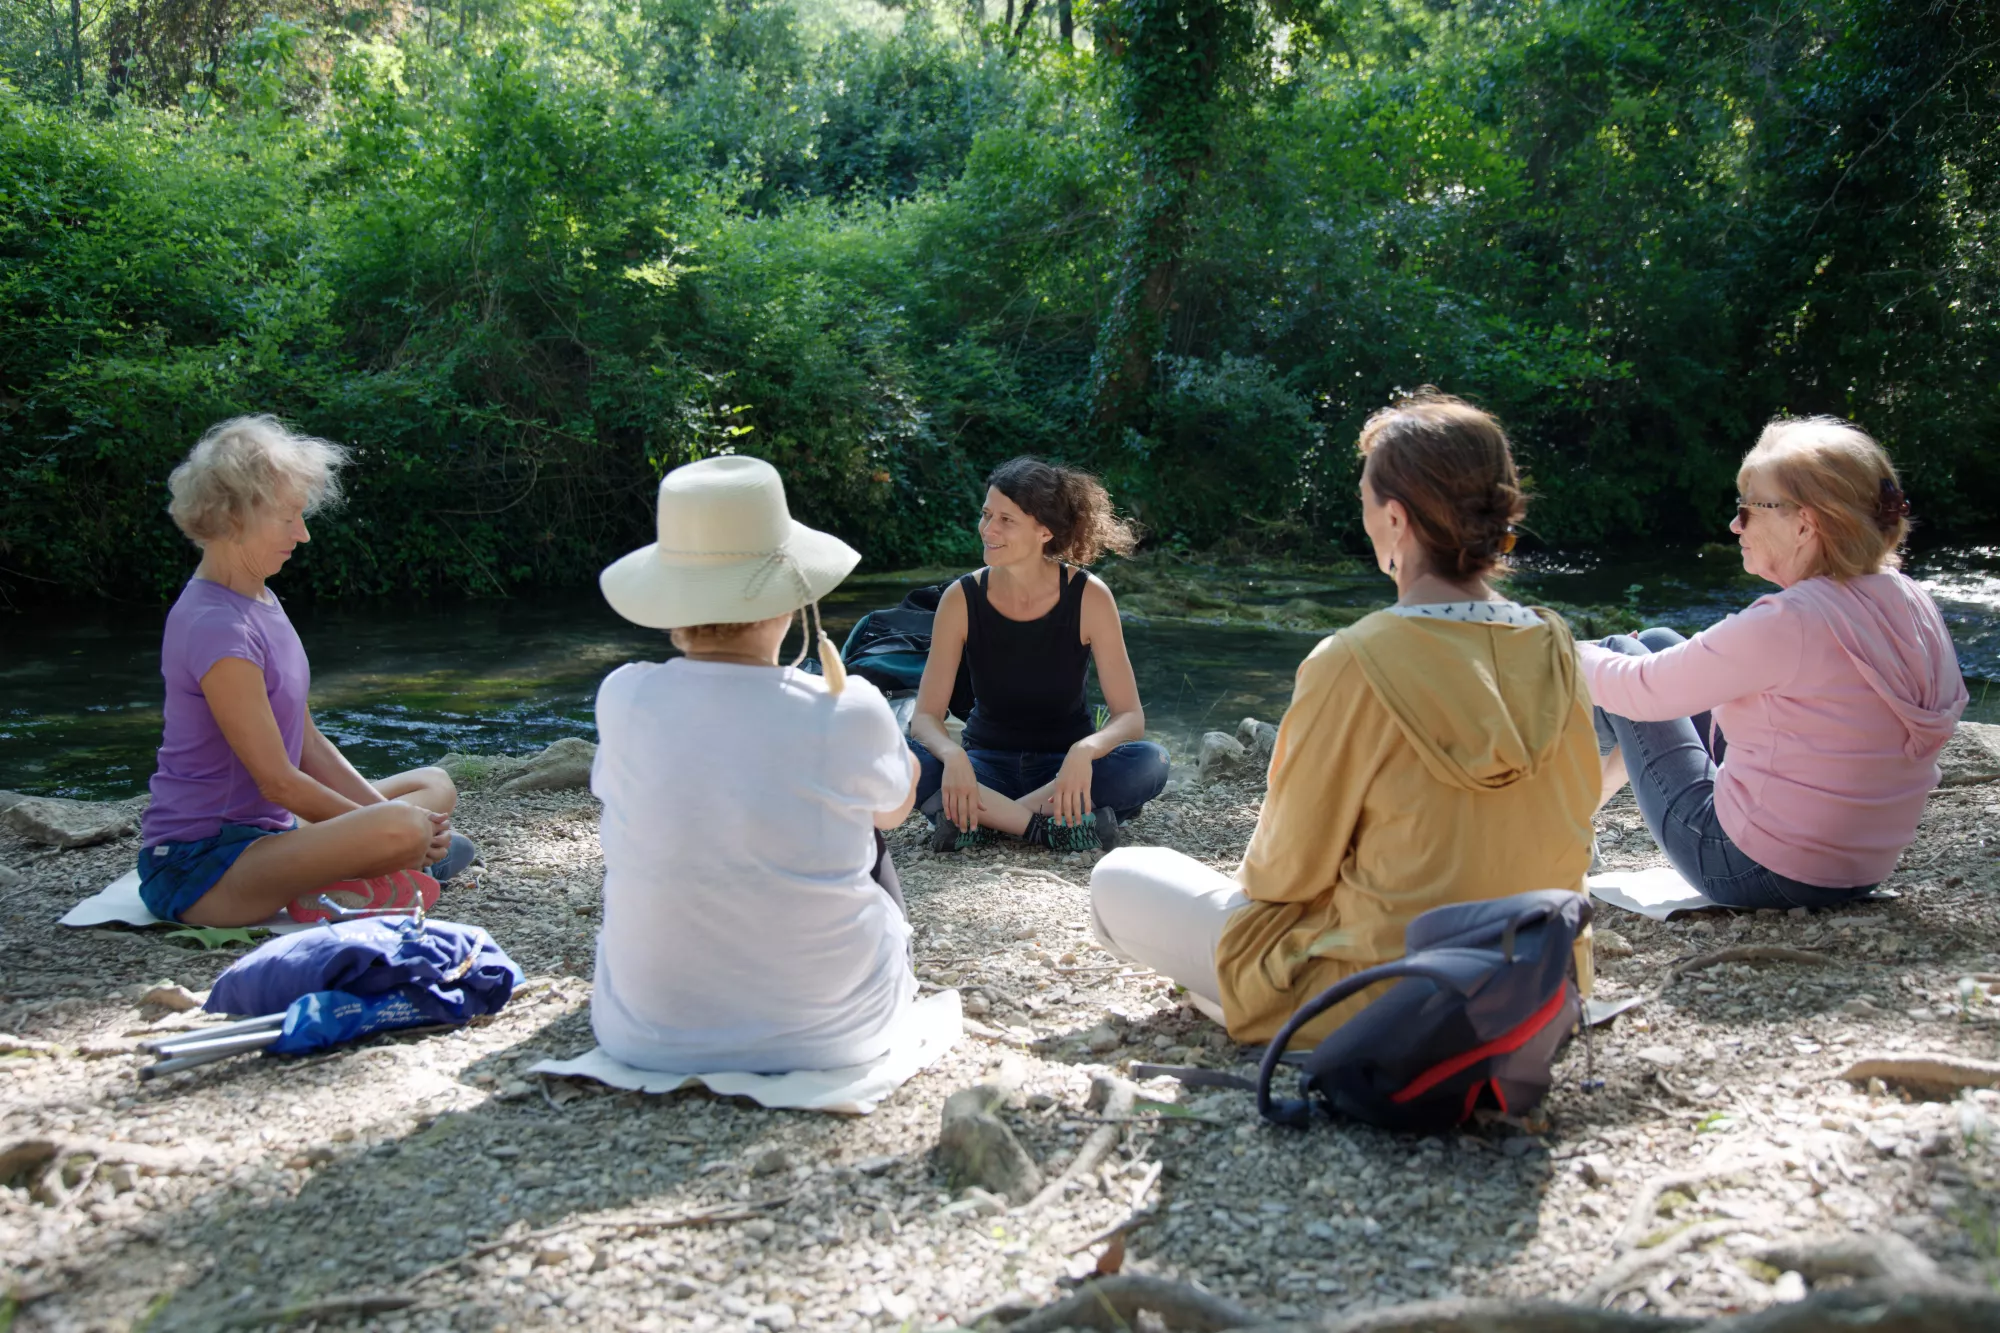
[2,0,1995,602]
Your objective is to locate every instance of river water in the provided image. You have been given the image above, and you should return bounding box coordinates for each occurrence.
[5,546,1998,800]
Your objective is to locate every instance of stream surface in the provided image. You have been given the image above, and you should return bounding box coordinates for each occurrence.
[6,546,1998,800]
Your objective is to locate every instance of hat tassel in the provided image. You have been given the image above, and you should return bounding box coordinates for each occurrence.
[811,601,846,695]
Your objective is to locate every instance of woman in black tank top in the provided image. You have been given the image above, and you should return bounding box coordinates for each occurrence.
[908,458,1170,853]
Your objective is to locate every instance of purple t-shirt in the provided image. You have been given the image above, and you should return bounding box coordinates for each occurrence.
[141,578,311,847]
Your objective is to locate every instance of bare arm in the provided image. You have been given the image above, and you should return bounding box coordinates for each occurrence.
[299,719,386,808]
[908,580,968,759]
[873,749,920,829]
[1028,577,1146,824]
[200,658,366,825]
[1073,576,1145,756]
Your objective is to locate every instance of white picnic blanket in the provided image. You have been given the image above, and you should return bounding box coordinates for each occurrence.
[528,989,962,1115]
[60,869,312,933]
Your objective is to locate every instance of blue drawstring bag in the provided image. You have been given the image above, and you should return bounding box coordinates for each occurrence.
[205,917,522,1026]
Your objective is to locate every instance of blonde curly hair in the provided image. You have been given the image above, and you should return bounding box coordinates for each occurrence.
[167,415,351,544]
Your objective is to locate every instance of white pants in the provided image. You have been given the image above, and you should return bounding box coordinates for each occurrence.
[1089,847,1249,1025]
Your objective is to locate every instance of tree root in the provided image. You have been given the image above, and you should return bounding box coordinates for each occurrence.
[991,1275,1254,1332]
[1611,1164,1752,1252]
[216,1292,421,1329]
[1017,1074,1136,1214]
[0,1135,203,1207]
[993,1276,2000,1333]
[1837,1053,2000,1092]
[1283,1296,1692,1331]
[1244,1280,2000,1332]
[1754,1232,1939,1284]
[1577,1220,1742,1307]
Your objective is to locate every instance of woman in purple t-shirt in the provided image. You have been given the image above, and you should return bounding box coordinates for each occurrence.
[137,416,477,927]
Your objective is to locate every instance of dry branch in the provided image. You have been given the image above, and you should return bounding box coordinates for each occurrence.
[1666,947,1828,986]
[1837,1053,2000,1092]
[401,1196,788,1289]
[216,1292,420,1329]
[995,1275,1254,1333]
[1018,1074,1135,1214]
[1297,1297,1691,1331]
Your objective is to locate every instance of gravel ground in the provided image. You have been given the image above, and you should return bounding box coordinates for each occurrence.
[4,744,1998,1331]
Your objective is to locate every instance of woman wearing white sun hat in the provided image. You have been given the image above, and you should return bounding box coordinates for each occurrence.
[589,455,921,1074]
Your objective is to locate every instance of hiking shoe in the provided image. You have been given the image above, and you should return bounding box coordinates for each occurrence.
[1094,806,1121,852]
[1027,812,1101,854]
[286,868,441,924]
[928,817,994,853]
[428,831,480,883]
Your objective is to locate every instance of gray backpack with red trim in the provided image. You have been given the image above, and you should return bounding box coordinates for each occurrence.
[1139,889,1592,1132]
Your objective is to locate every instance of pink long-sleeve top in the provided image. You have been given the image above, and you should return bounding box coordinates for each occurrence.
[1577,572,1966,888]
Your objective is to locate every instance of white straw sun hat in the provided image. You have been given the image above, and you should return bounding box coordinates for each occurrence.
[600,455,860,633]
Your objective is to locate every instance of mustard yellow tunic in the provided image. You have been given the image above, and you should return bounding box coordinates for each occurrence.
[1216,607,1600,1049]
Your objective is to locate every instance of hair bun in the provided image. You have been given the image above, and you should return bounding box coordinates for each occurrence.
[1876,477,1911,532]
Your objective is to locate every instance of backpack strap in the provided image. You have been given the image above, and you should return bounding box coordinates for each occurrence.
[1254,955,1491,1128]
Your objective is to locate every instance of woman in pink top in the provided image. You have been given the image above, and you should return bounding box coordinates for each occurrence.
[1581,417,1965,910]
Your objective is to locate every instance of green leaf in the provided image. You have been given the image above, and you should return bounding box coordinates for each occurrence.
[162,926,267,950]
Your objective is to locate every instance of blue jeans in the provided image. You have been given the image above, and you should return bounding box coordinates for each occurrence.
[1594,628,1877,910]
[909,739,1170,824]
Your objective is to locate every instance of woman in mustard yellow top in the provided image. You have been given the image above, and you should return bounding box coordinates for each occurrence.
[1089,391,1600,1048]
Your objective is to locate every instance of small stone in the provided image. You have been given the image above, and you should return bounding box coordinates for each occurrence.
[963,993,991,1018]
[1772,1271,1807,1303]
[2,796,138,849]
[854,1154,899,1177]
[107,1163,139,1193]
[741,1219,777,1241]
[0,865,22,890]
[495,737,597,794]
[533,1244,571,1267]
[1199,731,1246,781]
[1592,930,1634,960]
[138,984,201,1013]
[750,1147,792,1177]
[1025,1093,1057,1112]
[1235,717,1279,757]
[1840,997,1881,1016]
[495,1080,534,1101]
[1636,1045,1683,1067]
[751,1303,796,1330]
[1084,1025,1121,1055]
[668,1279,701,1300]
[1575,1154,1616,1187]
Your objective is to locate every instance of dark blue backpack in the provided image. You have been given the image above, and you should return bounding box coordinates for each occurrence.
[834,584,975,718]
[1140,889,1592,1133]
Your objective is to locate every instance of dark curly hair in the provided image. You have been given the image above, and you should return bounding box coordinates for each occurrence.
[987,457,1138,566]
[1356,388,1527,580]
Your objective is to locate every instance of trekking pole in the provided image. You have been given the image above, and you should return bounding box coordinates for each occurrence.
[139,1028,284,1080]
[138,1012,285,1055]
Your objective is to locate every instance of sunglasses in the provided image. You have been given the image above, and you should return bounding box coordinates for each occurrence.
[1734,498,1792,526]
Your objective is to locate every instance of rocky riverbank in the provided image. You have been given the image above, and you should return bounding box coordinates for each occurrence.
[4,727,2000,1331]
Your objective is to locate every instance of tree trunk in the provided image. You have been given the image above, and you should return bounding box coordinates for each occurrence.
[70,0,84,101]
[1058,0,1073,46]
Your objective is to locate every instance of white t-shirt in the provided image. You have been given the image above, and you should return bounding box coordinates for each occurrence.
[589,659,916,1073]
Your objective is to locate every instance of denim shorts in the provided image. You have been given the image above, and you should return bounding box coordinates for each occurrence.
[137,822,287,922]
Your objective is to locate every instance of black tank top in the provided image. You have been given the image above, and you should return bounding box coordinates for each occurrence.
[958,566,1093,754]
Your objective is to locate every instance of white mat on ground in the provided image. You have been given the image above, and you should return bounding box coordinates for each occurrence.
[60,869,312,933]
[528,990,963,1115]
[1588,865,1897,921]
